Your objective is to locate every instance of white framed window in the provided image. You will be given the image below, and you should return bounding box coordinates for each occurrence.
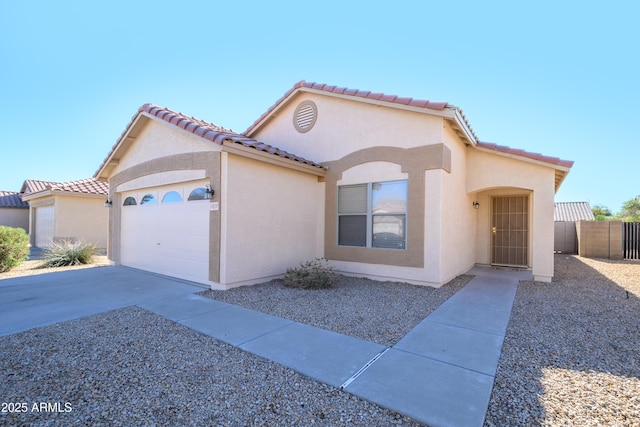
[188,187,208,201]
[162,191,183,203]
[338,180,407,249]
[140,193,157,205]
[123,196,137,206]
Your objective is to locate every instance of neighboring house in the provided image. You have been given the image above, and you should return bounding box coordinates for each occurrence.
[554,201,595,254]
[95,81,573,289]
[20,179,109,248]
[0,191,29,232]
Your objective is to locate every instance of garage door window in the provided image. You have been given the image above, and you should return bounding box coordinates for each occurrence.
[162,191,183,203]
[123,196,137,206]
[188,187,207,201]
[141,194,157,205]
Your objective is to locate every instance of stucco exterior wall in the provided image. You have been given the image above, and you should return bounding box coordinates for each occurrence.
[467,149,556,281]
[54,195,109,247]
[0,208,29,232]
[438,125,477,283]
[220,153,324,287]
[252,93,444,163]
[113,118,213,175]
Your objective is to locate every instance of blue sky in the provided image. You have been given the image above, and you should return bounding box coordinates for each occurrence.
[1,1,637,213]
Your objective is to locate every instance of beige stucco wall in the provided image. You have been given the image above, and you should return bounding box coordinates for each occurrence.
[26,195,108,247]
[438,125,477,283]
[252,93,445,163]
[220,153,324,287]
[112,118,213,176]
[467,149,556,281]
[53,195,109,247]
[0,208,29,232]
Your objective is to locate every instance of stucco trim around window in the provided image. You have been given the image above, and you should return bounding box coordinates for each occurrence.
[322,144,451,268]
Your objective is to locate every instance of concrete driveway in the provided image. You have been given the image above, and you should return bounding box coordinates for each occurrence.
[0,266,205,337]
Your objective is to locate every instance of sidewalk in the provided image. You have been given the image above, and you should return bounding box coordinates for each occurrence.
[139,266,529,427]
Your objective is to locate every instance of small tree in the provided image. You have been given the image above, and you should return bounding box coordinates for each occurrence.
[592,204,612,220]
[619,196,640,222]
[0,226,30,272]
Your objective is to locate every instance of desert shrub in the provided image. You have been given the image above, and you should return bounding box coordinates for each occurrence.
[0,226,30,272]
[41,240,97,268]
[284,258,337,289]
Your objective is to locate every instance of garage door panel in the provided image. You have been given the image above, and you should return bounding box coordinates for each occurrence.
[120,182,210,284]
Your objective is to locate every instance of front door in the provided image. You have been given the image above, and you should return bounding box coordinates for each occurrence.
[491,196,528,267]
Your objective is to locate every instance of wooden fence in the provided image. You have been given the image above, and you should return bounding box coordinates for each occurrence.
[623,222,640,260]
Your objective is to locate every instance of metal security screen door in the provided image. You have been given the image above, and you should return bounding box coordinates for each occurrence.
[491,196,529,267]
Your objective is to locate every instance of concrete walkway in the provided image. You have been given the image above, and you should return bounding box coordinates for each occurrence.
[138,266,530,427]
[1,265,530,426]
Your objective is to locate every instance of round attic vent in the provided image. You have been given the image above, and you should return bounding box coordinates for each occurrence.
[293,100,317,133]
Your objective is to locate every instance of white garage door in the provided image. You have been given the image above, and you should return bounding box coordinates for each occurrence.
[120,182,210,284]
[35,206,55,247]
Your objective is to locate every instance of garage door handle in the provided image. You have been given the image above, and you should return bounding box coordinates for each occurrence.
[156,243,161,245]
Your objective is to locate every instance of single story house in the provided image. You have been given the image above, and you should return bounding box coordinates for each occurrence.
[554,201,594,254]
[0,191,29,232]
[20,179,109,248]
[95,81,573,289]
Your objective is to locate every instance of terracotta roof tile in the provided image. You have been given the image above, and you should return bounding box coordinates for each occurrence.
[244,80,452,136]
[0,191,28,208]
[135,104,323,169]
[476,141,574,169]
[21,179,58,195]
[22,178,108,197]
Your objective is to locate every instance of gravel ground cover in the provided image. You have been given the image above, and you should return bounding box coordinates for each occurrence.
[200,275,471,347]
[485,255,640,426]
[2,255,638,426]
[0,307,423,427]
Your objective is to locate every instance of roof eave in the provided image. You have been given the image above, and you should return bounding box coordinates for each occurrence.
[220,140,327,177]
[474,145,573,193]
[94,112,150,181]
[245,84,468,139]
[22,189,107,201]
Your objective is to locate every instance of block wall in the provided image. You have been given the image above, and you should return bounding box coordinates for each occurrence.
[576,220,623,260]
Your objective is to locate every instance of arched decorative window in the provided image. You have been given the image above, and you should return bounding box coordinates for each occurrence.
[123,196,137,206]
[162,191,183,203]
[141,194,157,205]
[188,187,207,201]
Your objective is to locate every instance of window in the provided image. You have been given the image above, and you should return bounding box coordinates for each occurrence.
[188,187,207,201]
[123,196,137,206]
[140,194,157,205]
[338,180,407,249]
[162,191,183,203]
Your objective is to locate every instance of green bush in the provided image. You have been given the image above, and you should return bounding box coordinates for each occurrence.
[0,226,30,272]
[41,240,97,268]
[284,258,337,289]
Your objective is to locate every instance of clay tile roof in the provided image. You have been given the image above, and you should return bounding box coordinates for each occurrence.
[22,178,108,197]
[22,179,57,195]
[554,202,595,221]
[136,104,323,169]
[0,191,28,208]
[51,178,109,195]
[244,80,453,136]
[476,141,574,169]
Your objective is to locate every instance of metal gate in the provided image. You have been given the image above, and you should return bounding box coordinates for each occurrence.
[554,221,577,254]
[492,196,529,267]
[623,222,640,260]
